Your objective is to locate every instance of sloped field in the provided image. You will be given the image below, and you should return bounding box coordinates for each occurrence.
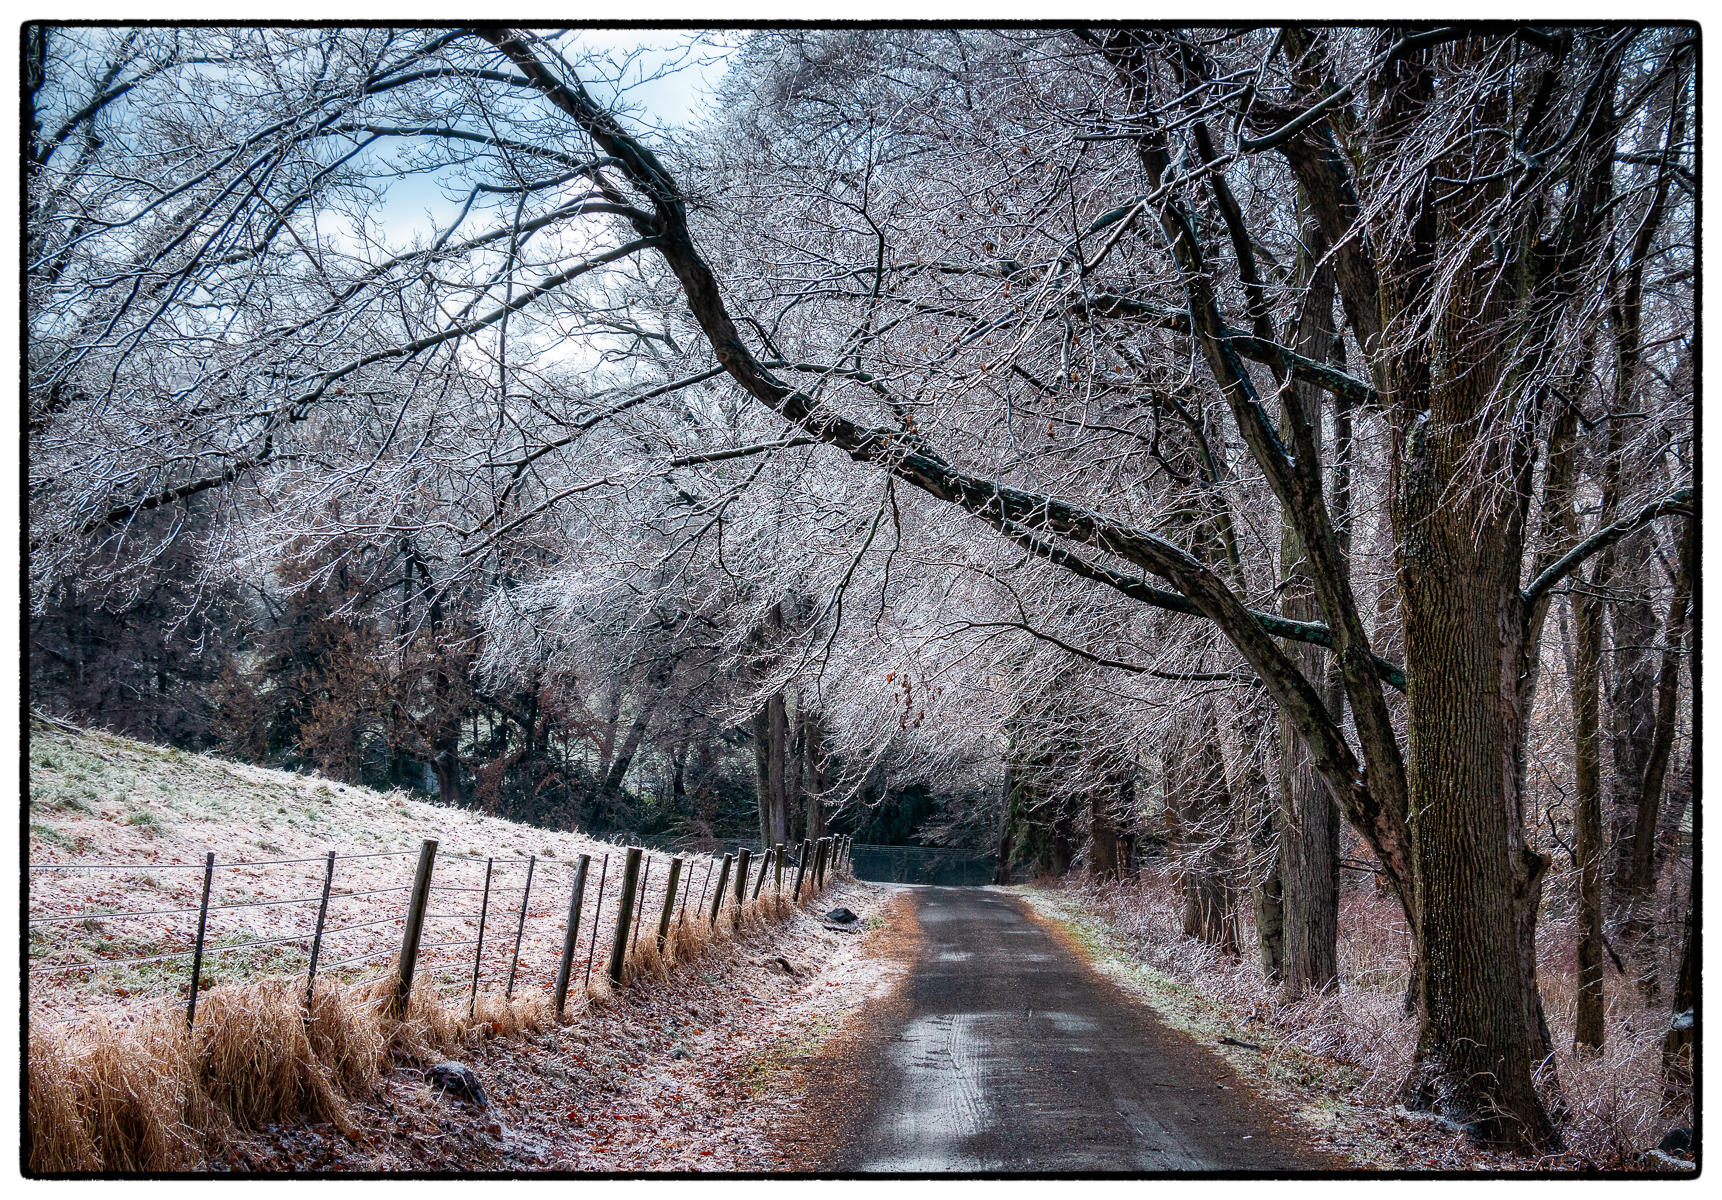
[27,715,808,1026]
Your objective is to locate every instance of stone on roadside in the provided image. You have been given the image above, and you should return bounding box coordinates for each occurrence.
[427,1060,488,1107]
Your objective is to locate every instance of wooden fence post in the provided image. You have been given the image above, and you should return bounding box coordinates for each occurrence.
[186,851,215,1029]
[304,849,336,1006]
[470,856,495,1018]
[774,843,786,893]
[607,847,642,984]
[813,838,830,891]
[734,847,752,903]
[752,848,771,900]
[792,840,811,904]
[710,853,734,926]
[506,854,536,999]
[393,838,438,1017]
[553,854,591,1017]
[657,856,684,949]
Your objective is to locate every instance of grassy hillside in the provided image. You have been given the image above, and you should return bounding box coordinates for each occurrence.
[27,715,664,1024]
[27,715,867,1174]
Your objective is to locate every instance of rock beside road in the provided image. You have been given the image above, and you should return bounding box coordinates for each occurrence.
[428,1061,489,1108]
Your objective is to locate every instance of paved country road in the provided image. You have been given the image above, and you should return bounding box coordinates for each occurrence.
[828,887,1333,1174]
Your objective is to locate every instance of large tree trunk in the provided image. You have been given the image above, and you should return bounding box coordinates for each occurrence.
[692,739,720,834]
[752,705,773,844]
[1049,796,1077,877]
[1279,684,1339,998]
[1278,486,1340,997]
[592,681,622,798]
[1661,894,1696,1101]
[1228,692,1282,980]
[1619,517,1694,999]
[594,692,662,821]
[1272,180,1343,997]
[432,739,462,808]
[994,766,1014,885]
[1399,550,1552,1144]
[752,692,790,847]
[786,690,806,832]
[1572,586,1606,1051]
[1165,702,1238,951]
[1387,46,1557,1139]
[800,703,826,842]
[1088,767,1129,881]
[1605,538,1662,908]
[1398,426,1553,1146]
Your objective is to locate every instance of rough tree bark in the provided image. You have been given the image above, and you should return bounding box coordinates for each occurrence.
[799,702,827,842]
[1605,537,1662,904]
[994,765,1014,885]
[1619,516,1695,999]
[1227,691,1282,979]
[1573,583,1607,1051]
[1277,184,1341,1000]
[1088,767,1130,881]
[752,691,790,847]
[1165,701,1238,951]
[1661,893,1696,1097]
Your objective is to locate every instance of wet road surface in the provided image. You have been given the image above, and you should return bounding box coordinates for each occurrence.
[832,887,1329,1173]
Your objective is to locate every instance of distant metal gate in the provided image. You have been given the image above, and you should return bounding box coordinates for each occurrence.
[849,843,995,886]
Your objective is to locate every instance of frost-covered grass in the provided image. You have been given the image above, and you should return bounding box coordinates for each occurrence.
[25,716,795,1026]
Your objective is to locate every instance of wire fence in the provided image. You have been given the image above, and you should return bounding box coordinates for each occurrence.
[28,833,855,1028]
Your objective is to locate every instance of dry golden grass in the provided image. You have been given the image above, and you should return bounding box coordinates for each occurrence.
[581,974,616,1006]
[468,990,553,1041]
[26,1033,103,1172]
[663,911,715,966]
[194,980,351,1132]
[391,981,471,1056]
[304,979,388,1096]
[756,892,793,923]
[714,901,742,938]
[28,1008,205,1173]
[733,898,767,934]
[622,935,670,985]
[30,978,387,1172]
